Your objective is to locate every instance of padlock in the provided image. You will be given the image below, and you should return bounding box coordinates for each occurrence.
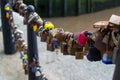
[6,12,10,18]
[75,52,83,59]
[27,12,39,24]
[94,30,106,57]
[46,36,55,51]
[35,70,41,77]
[61,42,68,55]
[22,58,28,75]
[18,3,27,16]
[30,58,39,68]
[42,75,48,80]
[35,66,42,77]
[47,43,54,51]
[67,36,74,55]
[102,31,113,64]
[86,38,102,61]
[43,21,55,30]
[68,47,75,55]
[75,47,84,59]
[112,30,120,64]
[14,1,23,12]
[102,53,113,64]
[67,41,75,56]
[23,17,28,25]
[23,64,28,75]
[69,40,79,56]
[40,31,48,42]
[4,5,10,11]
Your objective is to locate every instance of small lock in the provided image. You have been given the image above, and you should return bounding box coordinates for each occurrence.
[23,64,28,75]
[102,53,113,64]
[61,42,68,55]
[47,43,55,51]
[42,75,48,80]
[6,13,10,18]
[35,70,41,77]
[75,51,84,59]
[32,66,42,77]
[35,67,42,77]
[20,52,24,59]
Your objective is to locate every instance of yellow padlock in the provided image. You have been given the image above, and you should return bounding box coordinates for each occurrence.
[44,21,55,29]
[23,54,28,60]
[33,25,37,32]
[5,6,10,11]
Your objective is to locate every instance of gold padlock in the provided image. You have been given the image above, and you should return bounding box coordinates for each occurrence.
[75,51,84,59]
[6,13,10,18]
[75,47,84,59]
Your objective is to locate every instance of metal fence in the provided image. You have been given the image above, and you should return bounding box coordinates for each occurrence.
[24,0,120,18]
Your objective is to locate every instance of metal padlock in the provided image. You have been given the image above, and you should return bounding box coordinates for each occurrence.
[40,31,48,42]
[23,63,28,75]
[42,75,48,80]
[47,43,54,51]
[46,36,54,51]
[61,42,68,55]
[87,37,102,61]
[35,66,42,77]
[22,58,28,75]
[102,53,113,64]
[67,38,74,55]
[75,52,83,59]
[75,47,84,59]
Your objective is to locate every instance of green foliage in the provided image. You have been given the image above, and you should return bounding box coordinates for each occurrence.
[23,0,34,6]
[92,0,108,3]
[38,0,48,5]
[23,0,120,17]
[81,0,108,3]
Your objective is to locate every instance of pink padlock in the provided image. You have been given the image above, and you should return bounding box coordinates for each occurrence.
[77,30,90,46]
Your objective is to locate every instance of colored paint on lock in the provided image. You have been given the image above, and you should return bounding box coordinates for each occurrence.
[33,25,37,32]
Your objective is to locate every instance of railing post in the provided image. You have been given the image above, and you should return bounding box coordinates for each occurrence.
[1,0,16,54]
[27,23,40,80]
[26,5,46,80]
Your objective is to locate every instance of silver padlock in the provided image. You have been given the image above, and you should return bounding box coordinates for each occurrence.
[35,67,42,77]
